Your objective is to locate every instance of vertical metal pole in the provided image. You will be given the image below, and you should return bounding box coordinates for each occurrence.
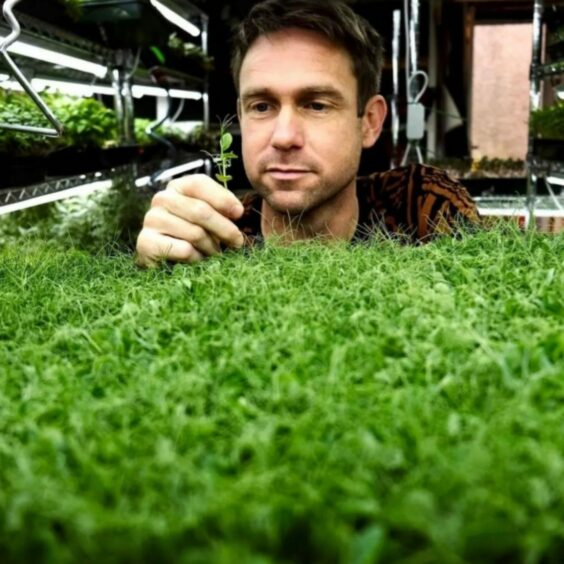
[112,50,135,145]
[408,0,421,100]
[391,10,401,168]
[201,15,210,130]
[426,0,439,160]
[526,0,544,227]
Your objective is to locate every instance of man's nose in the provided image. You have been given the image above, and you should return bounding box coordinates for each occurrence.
[270,107,305,150]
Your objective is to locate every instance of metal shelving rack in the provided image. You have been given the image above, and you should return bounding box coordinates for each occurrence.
[0,0,210,213]
[526,0,564,223]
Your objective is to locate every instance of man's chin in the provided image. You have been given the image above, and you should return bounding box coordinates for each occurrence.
[264,192,314,216]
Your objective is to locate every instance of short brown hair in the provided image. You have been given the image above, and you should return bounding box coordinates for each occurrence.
[230,0,384,116]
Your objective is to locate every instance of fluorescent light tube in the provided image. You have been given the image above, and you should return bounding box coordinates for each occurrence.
[0,35,108,78]
[135,176,152,188]
[0,180,113,216]
[153,159,206,182]
[169,89,202,100]
[132,85,203,99]
[32,78,115,97]
[546,176,564,187]
[477,207,564,218]
[132,85,167,98]
[150,0,201,37]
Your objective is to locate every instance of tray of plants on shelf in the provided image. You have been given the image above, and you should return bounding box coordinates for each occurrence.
[427,157,528,196]
[78,0,199,49]
[0,90,206,188]
[530,100,564,162]
[546,2,564,62]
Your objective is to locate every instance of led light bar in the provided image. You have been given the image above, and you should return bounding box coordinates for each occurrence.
[32,78,115,97]
[169,89,203,100]
[0,36,108,78]
[150,0,201,37]
[546,176,564,187]
[132,85,202,100]
[0,179,113,216]
[477,207,564,218]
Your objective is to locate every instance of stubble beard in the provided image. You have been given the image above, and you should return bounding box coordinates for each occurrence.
[253,171,357,219]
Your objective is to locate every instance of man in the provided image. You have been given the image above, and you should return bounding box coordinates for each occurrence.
[136,0,478,267]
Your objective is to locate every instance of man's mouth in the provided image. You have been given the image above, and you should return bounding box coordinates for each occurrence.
[266,167,312,181]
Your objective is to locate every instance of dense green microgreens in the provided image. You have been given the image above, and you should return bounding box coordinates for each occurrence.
[0,223,563,562]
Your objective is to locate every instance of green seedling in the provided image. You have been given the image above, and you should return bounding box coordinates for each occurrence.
[206,115,238,190]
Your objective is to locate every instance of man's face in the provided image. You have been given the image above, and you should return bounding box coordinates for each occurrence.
[237,28,380,216]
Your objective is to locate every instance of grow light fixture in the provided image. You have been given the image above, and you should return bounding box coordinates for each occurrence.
[135,158,206,187]
[150,0,201,37]
[0,34,108,78]
[33,78,115,97]
[0,179,113,216]
[131,85,202,100]
[546,176,564,187]
[154,159,206,182]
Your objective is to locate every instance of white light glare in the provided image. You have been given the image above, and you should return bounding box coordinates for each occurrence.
[0,180,113,216]
[33,79,115,97]
[131,85,202,100]
[150,0,201,37]
[0,36,108,78]
[154,159,206,182]
[546,176,564,187]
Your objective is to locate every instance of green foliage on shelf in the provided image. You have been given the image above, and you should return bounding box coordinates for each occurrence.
[133,119,221,153]
[59,0,82,19]
[168,32,215,71]
[0,177,148,252]
[48,94,119,149]
[134,118,189,147]
[530,101,564,141]
[0,90,65,157]
[0,224,562,562]
[0,91,118,155]
[429,156,526,179]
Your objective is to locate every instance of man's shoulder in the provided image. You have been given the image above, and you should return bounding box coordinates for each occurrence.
[359,163,466,195]
[356,163,479,241]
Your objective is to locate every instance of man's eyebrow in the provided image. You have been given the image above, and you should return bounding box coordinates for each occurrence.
[241,86,347,103]
[240,88,275,102]
[297,87,347,103]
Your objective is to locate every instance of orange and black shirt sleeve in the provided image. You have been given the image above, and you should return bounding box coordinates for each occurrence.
[234,163,480,246]
[354,163,480,243]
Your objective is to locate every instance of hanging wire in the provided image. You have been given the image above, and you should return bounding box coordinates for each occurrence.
[0,0,63,136]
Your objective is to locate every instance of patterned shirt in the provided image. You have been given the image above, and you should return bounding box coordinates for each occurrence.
[234,163,479,245]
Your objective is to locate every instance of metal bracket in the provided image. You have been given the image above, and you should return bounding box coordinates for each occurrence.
[0,0,63,136]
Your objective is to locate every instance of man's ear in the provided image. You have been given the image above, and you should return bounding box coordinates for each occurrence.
[361,95,388,149]
[236,98,242,121]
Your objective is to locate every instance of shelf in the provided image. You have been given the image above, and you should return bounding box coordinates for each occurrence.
[0,11,112,69]
[0,153,207,215]
[532,60,564,78]
[529,157,564,176]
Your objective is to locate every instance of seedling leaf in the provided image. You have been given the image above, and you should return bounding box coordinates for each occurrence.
[221,133,233,151]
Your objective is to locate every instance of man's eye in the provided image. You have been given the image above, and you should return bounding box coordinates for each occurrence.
[306,102,329,112]
[250,102,271,113]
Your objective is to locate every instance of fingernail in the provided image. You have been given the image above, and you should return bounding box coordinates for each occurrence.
[230,204,244,218]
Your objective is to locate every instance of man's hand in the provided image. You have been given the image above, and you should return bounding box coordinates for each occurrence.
[136,174,245,267]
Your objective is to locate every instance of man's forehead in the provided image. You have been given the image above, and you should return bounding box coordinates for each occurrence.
[239,28,356,92]
[240,28,353,71]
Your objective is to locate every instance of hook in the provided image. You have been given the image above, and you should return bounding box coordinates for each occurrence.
[0,0,63,136]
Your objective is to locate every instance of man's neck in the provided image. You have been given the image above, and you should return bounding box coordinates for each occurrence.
[260,182,359,244]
